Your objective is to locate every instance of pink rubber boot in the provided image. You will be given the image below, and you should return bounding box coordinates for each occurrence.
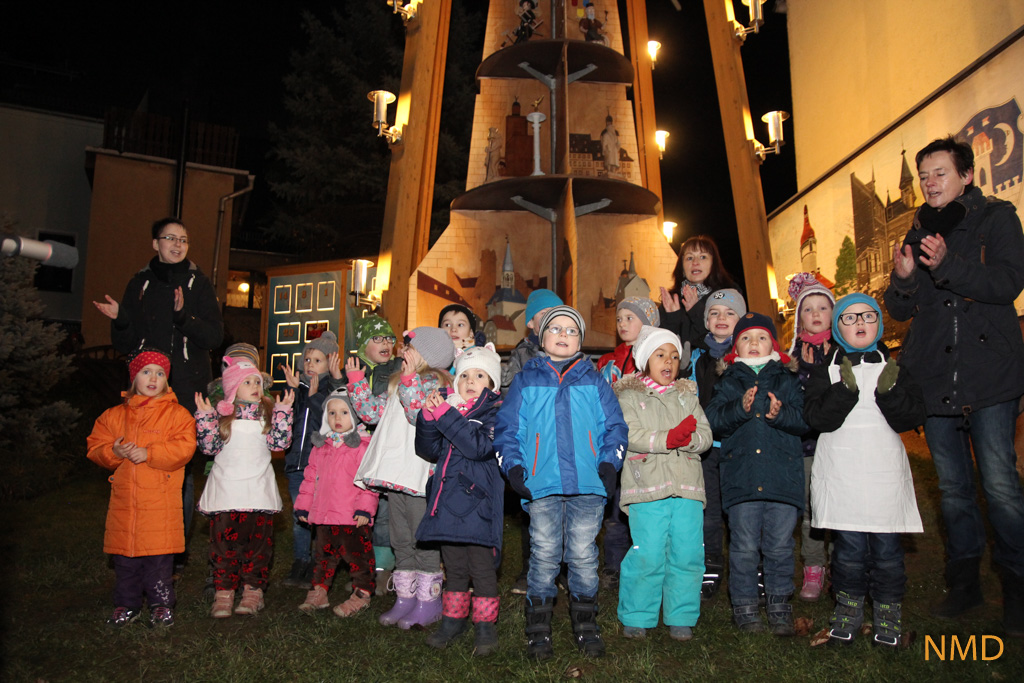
[379,570,418,626]
[398,571,443,629]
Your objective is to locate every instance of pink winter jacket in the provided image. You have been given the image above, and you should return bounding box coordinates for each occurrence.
[294,435,379,525]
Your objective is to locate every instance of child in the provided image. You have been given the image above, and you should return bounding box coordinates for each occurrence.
[350,315,403,594]
[195,357,294,617]
[439,304,486,354]
[659,235,739,348]
[294,389,379,617]
[499,288,562,595]
[615,326,713,641]
[415,345,504,656]
[690,288,746,601]
[705,313,807,636]
[786,273,836,602]
[87,348,197,627]
[348,326,454,629]
[281,331,346,588]
[597,296,660,384]
[495,305,628,660]
[803,293,924,648]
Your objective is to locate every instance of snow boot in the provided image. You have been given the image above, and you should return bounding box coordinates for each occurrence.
[425,591,471,649]
[872,600,903,648]
[569,594,605,658]
[524,595,554,661]
[766,594,796,636]
[732,602,764,633]
[471,595,500,657]
[398,571,443,629]
[828,591,865,646]
[379,570,418,626]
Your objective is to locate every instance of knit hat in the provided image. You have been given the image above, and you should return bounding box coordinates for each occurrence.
[833,293,884,353]
[632,325,688,374]
[617,296,660,327]
[404,326,456,371]
[217,356,263,415]
[319,388,362,448]
[726,312,789,364]
[539,305,586,346]
[353,315,395,356]
[128,348,171,384]
[787,272,835,354]
[454,343,502,392]
[303,329,338,362]
[223,342,260,369]
[438,304,477,333]
[525,288,563,324]
[703,288,747,328]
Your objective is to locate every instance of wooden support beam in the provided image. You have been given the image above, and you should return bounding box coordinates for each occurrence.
[376,0,452,333]
[703,0,776,318]
[626,0,664,224]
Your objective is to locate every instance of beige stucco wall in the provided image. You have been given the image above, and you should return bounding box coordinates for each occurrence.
[787,0,1024,188]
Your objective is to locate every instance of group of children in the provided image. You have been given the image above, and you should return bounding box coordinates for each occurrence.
[87,235,925,656]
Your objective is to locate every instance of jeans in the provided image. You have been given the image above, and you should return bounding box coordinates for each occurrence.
[526,494,604,600]
[925,399,1024,576]
[287,470,312,563]
[830,530,905,601]
[727,501,798,604]
[603,480,630,573]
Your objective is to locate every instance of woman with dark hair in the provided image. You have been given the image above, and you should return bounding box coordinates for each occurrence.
[659,234,739,348]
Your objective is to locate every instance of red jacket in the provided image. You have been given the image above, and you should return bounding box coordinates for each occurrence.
[87,390,196,557]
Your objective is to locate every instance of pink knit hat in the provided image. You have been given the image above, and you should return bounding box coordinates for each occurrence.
[217,356,263,416]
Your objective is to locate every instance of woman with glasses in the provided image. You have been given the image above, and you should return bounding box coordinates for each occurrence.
[93,217,224,574]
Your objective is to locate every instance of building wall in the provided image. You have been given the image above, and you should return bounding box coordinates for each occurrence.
[787,0,1024,187]
[0,105,103,322]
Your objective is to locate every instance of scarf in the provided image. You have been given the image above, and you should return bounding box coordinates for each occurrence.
[640,375,672,394]
[734,351,781,372]
[703,333,733,359]
[799,329,832,347]
[917,200,967,237]
[683,280,711,298]
[149,256,190,283]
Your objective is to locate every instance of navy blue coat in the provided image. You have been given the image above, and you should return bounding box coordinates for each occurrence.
[415,388,503,551]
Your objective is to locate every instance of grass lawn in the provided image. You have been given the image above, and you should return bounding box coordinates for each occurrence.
[1,435,1021,682]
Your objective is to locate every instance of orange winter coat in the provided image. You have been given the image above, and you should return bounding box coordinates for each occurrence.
[87,390,196,557]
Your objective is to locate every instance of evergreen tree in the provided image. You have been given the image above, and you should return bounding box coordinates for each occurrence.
[0,221,80,499]
[834,235,857,296]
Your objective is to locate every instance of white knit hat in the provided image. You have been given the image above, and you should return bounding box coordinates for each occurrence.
[632,325,686,373]
[454,343,502,392]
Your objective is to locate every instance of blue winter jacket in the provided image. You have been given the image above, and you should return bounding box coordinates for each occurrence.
[495,354,628,502]
[415,388,503,551]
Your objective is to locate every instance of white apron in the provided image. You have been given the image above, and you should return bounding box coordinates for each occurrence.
[198,419,283,513]
[811,357,923,533]
[354,394,433,496]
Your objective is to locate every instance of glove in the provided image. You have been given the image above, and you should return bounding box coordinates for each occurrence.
[839,356,858,393]
[598,462,618,498]
[667,415,698,448]
[506,465,533,500]
[294,509,309,523]
[876,358,900,395]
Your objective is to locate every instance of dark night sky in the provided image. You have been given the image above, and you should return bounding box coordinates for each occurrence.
[1,1,794,288]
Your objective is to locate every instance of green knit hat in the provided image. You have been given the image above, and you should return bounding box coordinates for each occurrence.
[353,315,395,358]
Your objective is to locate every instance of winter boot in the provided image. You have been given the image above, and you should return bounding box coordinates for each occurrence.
[379,570,418,626]
[1003,570,1024,638]
[283,559,311,589]
[872,600,903,648]
[701,562,724,602]
[375,567,393,597]
[766,594,796,636]
[299,585,330,613]
[471,595,500,657]
[211,590,235,619]
[333,588,372,617]
[569,594,605,658]
[732,602,764,633]
[828,591,865,646]
[107,606,142,627]
[799,565,826,602]
[234,585,265,615]
[398,571,444,629]
[425,591,471,649]
[524,595,554,661]
[931,557,983,618]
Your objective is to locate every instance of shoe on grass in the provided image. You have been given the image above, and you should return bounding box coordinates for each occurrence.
[150,606,174,627]
[107,607,142,627]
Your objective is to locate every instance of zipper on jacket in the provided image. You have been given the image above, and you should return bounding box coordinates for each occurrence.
[588,431,597,457]
[430,449,453,517]
[532,433,540,476]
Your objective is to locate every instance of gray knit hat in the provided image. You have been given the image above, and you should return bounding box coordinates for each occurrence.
[405,326,456,371]
[540,305,586,346]
[617,296,660,327]
[703,288,747,328]
[304,330,339,359]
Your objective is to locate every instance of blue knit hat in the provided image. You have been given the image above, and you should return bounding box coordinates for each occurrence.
[833,293,883,353]
[525,289,563,323]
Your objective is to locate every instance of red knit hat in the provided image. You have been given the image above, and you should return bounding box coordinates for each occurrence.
[128,349,171,384]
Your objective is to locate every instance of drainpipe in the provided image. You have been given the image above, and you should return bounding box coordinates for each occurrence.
[173,101,189,219]
[212,175,255,289]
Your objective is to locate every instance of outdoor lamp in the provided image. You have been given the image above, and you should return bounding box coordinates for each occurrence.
[647,41,661,69]
[655,130,670,159]
[662,221,677,243]
[736,0,767,39]
[368,90,403,145]
[754,110,789,161]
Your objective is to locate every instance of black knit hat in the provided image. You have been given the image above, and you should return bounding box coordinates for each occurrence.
[438,304,477,332]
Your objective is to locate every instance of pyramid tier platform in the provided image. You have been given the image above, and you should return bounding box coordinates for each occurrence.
[476,40,633,85]
[451,175,661,215]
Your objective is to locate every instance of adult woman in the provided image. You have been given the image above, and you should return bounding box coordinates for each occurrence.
[659,235,739,349]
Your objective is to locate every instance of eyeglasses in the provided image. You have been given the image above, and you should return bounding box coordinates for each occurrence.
[158,235,189,245]
[545,325,580,337]
[370,335,396,344]
[838,311,879,326]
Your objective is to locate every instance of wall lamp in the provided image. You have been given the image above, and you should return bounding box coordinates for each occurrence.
[655,130,670,159]
[351,258,381,309]
[368,90,403,145]
[753,110,789,161]
[662,221,677,243]
[389,0,419,23]
[735,0,767,40]
[647,41,661,69]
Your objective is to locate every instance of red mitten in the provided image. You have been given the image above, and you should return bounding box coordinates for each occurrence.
[667,415,698,448]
